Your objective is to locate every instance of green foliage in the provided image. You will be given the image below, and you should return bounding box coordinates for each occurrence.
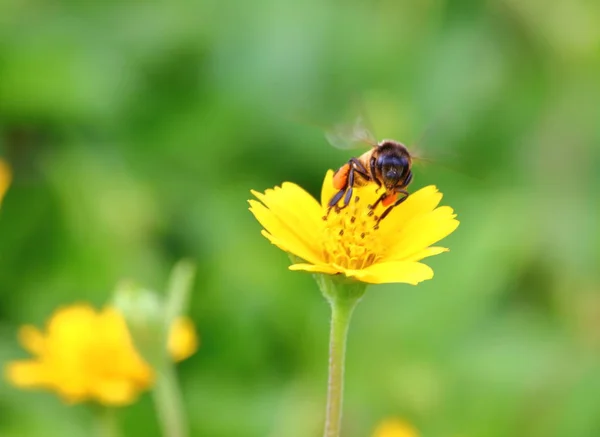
[1,1,600,436]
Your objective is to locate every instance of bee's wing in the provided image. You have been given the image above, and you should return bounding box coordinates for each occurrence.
[409,141,482,182]
[404,109,482,180]
[325,116,378,150]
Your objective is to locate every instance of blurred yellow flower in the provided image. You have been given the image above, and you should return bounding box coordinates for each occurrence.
[168,316,199,362]
[5,304,198,406]
[372,418,419,437]
[0,159,12,205]
[249,170,459,285]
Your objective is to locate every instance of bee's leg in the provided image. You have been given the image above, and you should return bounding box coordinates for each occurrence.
[337,160,370,211]
[368,192,387,212]
[349,157,370,178]
[325,188,347,219]
[326,159,370,219]
[374,191,409,229]
[337,166,357,211]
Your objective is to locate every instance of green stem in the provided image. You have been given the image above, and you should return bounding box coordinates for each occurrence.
[152,361,188,437]
[93,406,120,437]
[319,277,365,437]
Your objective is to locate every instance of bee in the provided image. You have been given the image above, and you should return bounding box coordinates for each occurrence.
[325,118,414,228]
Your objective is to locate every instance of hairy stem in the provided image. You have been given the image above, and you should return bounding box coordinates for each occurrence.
[320,278,365,437]
[153,362,188,437]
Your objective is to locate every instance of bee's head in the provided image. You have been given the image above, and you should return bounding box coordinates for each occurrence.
[376,141,412,189]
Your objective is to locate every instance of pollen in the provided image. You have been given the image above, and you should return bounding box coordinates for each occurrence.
[321,197,384,270]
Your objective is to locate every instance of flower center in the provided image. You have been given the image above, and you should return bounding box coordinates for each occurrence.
[321,195,384,270]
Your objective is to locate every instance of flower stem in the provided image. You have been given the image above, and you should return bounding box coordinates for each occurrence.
[93,406,120,437]
[318,277,366,437]
[152,361,188,437]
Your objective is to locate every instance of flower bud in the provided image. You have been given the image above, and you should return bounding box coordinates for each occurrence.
[112,281,168,369]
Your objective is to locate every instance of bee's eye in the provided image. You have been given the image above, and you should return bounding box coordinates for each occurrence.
[379,155,406,171]
[376,157,389,169]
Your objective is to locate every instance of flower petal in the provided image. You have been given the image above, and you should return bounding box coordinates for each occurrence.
[18,325,45,356]
[320,170,336,208]
[47,304,97,339]
[5,361,47,388]
[259,229,311,258]
[56,386,89,404]
[289,263,340,275]
[252,182,323,237]
[377,185,443,236]
[372,418,418,437]
[384,206,459,262]
[168,317,198,362]
[346,261,434,285]
[248,200,321,264]
[403,246,449,262]
[250,182,325,258]
[91,379,141,406]
[0,159,11,206]
[249,200,323,265]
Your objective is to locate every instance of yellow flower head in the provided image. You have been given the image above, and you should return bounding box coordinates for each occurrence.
[5,304,198,406]
[372,419,419,437]
[249,170,459,285]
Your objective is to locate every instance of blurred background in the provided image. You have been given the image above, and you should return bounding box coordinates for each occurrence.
[1,1,600,436]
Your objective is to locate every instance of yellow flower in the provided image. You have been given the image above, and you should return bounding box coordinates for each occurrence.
[249,170,459,285]
[0,159,11,206]
[372,419,419,437]
[168,317,199,362]
[5,304,198,406]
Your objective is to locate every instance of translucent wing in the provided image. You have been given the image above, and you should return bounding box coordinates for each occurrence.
[405,110,482,180]
[408,138,481,182]
[325,116,378,150]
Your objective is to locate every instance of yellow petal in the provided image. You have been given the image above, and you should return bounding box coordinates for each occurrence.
[320,170,336,207]
[386,207,459,262]
[17,325,45,356]
[346,261,433,285]
[259,229,322,265]
[91,379,141,406]
[5,361,47,387]
[249,200,323,265]
[372,419,419,437]
[376,185,443,236]
[0,159,11,206]
[251,182,323,238]
[289,263,340,275]
[97,307,126,342]
[168,317,198,362]
[56,389,89,405]
[403,246,449,262]
[47,304,97,339]
[280,182,324,226]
